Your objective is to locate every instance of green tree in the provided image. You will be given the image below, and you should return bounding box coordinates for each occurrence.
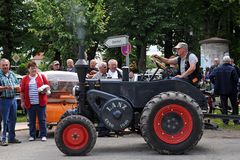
[28,0,108,67]
[104,0,177,72]
[0,0,36,61]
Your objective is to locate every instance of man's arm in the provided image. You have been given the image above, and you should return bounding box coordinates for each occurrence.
[152,55,177,65]
[209,69,216,84]
[20,92,25,110]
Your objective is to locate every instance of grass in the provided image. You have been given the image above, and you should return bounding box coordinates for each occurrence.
[207,109,240,130]
[17,110,27,122]
[211,118,240,130]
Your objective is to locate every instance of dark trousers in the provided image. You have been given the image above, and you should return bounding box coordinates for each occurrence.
[27,105,47,138]
[0,98,17,141]
[0,112,2,132]
[220,94,239,124]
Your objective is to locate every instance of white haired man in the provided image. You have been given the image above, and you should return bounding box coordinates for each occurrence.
[92,62,108,79]
[209,56,239,125]
[107,59,122,79]
[152,42,201,85]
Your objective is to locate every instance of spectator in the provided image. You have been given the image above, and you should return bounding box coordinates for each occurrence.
[204,67,210,81]
[209,57,220,74]
[107,59,122,79]
[152,42,201,85]
[92,62,108,79]
[0,111,1,133]
[20,61,49,141]
[0,61,1,134]
[209,56,239,125]
[230,58,240,101]
[51,60,61,71]
[91,61,110,137]
[129,71,136,81]
[87,59,98,78]
[66,59,76,72]
[230,58,240,77]
[0,58,21,146]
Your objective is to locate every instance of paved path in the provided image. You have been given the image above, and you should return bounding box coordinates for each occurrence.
[1,129,240,160]
[15,122,28,131]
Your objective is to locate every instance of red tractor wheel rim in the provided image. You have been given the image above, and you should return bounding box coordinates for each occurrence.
[153,104,193,144]
[62,124,89,150]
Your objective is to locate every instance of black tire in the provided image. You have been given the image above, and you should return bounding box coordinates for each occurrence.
[140,91,203,154]
[60,109,78,121]
[55,115,97,156]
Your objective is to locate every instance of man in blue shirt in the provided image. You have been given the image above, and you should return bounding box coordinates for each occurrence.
[0,58,21,146]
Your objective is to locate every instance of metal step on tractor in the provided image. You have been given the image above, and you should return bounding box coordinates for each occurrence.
[54,46,234,156]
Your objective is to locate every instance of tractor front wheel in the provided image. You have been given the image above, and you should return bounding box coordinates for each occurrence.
[55,115,96,156]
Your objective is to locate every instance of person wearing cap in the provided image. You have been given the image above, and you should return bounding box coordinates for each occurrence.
[209,56,239,125]
[152,42,201,85]
[51,60,61,71]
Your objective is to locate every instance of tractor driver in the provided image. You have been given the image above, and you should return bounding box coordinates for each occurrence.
[152,42,201,85]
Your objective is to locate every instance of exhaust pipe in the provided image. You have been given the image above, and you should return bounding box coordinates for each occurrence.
[75,45,88,114]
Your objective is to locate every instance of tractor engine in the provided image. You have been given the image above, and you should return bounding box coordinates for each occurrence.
[87,89,133,131]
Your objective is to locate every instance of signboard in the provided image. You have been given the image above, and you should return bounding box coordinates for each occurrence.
[121,43,132,56]
[104,35,129,48]
[12,54,20,63]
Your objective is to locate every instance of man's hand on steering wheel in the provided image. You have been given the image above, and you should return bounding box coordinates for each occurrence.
[151,55,166,69]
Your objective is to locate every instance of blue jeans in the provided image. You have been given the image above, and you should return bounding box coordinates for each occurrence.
[0,98,17,142]
[27,105,47,138]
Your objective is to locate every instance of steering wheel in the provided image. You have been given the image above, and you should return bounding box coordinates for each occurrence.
[145,57,166,81]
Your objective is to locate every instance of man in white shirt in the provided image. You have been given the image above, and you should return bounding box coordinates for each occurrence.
[107,59,122,79]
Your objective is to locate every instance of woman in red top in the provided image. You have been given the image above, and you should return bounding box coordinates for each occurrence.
[20,61,49,141]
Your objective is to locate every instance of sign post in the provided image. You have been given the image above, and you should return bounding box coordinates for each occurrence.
[104,35,129,48]
[12,54,20,63]
[121,43,132,66]
[104,35,131,66]
[12,54,20,69]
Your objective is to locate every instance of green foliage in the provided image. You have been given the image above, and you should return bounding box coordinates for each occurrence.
[16,63,28,75]
[0,0,38,61]
[1,0,240,71]
[146,56,157,70]
[27,0,108,63]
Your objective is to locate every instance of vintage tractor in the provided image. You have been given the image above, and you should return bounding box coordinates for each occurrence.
[54,49,208,156]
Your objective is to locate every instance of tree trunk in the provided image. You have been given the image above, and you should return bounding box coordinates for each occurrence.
[1,1,14,61]
[86,42,98,61]
[164,30,173,58]
[137,43,147,73]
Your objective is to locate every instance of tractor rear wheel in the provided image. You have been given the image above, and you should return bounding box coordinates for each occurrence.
[140,91,203,154]
[55,115,96,156]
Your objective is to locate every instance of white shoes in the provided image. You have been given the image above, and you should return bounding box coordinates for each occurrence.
[29,137,35,141]
[41,137,47,141]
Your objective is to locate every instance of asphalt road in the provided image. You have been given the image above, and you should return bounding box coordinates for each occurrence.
[0,129,240,160]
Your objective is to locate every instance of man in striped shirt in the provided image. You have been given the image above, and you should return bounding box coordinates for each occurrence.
[0,58,21,146]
